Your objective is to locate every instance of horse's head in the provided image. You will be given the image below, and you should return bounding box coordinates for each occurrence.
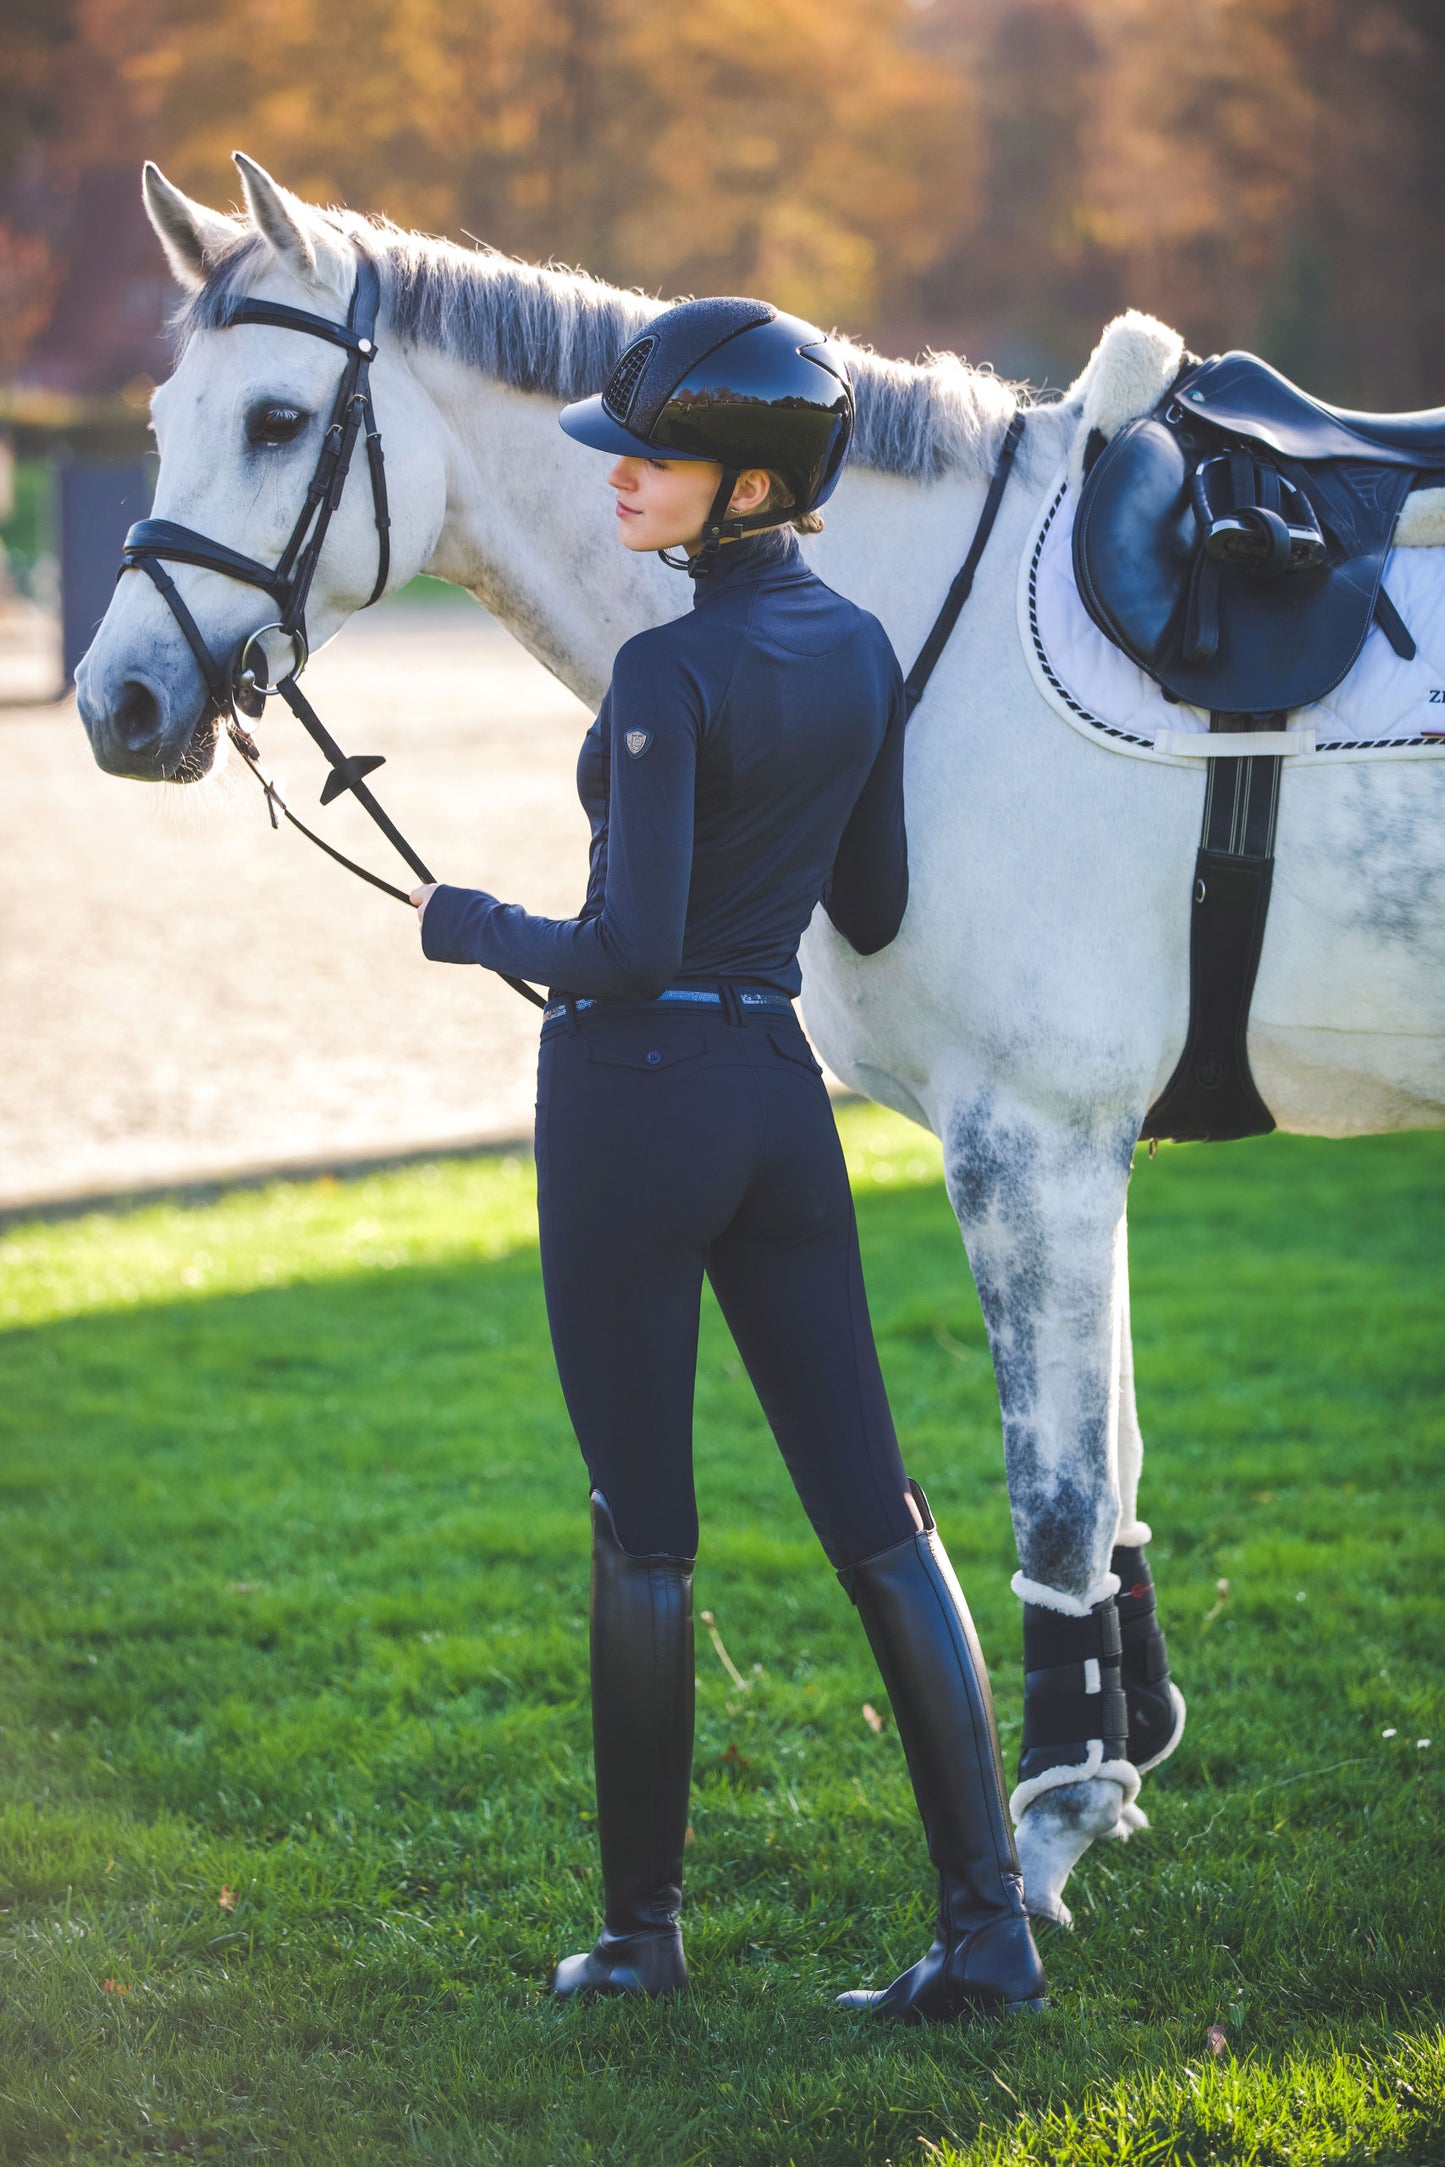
[77,155,449,781]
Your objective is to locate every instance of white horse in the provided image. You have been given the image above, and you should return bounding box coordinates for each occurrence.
[77,156,1445,1924]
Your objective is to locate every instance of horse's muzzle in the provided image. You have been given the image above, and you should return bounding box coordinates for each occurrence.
[77,670,219,783]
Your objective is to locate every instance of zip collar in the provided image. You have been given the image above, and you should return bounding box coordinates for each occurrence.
[689,528,803,604]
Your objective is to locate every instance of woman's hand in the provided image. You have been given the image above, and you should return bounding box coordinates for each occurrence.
[410,883,438,921]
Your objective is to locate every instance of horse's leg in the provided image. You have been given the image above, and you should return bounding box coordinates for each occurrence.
[942,1093,1139,1928]
[1109,1214,1186,1798]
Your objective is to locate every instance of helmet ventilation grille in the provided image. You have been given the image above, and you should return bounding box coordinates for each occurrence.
[602,337,656,422]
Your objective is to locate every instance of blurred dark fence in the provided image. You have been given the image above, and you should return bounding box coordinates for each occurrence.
[58,460,151,686]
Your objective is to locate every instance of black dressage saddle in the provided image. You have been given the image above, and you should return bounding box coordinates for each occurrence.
[1073,350,1445,716]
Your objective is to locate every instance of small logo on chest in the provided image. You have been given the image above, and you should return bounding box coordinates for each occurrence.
[625,729,652,757]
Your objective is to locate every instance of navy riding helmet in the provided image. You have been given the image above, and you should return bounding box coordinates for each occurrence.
[559,297,854,563]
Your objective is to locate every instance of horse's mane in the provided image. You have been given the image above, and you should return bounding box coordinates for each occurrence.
[177,208,1043,485]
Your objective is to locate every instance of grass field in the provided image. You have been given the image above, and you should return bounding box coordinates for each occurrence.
[1,1109,1441,2165]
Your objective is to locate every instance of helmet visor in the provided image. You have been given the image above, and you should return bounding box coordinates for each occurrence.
[559,394,718,462]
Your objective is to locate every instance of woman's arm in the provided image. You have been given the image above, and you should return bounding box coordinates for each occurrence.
[417,640,701,998]
[822,674,909,955]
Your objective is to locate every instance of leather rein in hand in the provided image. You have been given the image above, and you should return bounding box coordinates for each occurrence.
[118,247,546,1009]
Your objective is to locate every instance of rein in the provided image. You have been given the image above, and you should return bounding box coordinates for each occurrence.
[902,412,1025,714]
[118,249,546,1010]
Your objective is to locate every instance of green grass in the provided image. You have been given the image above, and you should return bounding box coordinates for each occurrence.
[0,459,54,566]
[389,574,481,609]
[1,1110,1441,2165]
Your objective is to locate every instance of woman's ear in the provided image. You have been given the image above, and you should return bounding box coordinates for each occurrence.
[728,468,774,517]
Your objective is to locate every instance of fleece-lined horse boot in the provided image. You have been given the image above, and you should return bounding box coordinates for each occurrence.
[1007,1577,1143,1926]
[834,1486,1047,2022]
[1112,1544,1186,1773]
[1016,1591,1131,1801]
[553,1492,694,1999]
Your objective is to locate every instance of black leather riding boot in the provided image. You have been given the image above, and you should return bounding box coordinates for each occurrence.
[835,1487,1047,2021]
[552,1491,694,1999]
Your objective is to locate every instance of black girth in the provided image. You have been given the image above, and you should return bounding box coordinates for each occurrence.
[119,251,545,1009]
[1140,722,1281,1144]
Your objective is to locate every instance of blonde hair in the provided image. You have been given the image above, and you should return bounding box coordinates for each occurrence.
[761,472,825,536]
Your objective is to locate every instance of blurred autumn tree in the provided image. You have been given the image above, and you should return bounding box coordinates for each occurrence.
[4,0,1443,400]
[25,0,974,329]
[911,0,1445,401]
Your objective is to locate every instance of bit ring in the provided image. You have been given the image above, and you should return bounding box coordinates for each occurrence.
[231,622,309,720]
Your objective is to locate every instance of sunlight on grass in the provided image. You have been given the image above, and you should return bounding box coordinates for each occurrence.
[0,1152,540,1328]
[0,1103,940,1332]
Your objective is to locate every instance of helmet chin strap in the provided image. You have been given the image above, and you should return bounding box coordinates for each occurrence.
[699,468,744,559]
[658,469,788,576]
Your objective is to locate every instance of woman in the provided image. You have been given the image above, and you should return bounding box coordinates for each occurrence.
[412,298,1046,2021]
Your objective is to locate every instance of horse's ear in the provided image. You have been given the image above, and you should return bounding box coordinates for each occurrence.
[142,163,245,290]
[232,151,350,300]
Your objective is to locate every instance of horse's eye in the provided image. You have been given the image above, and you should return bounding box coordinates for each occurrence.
[246,403,309,448]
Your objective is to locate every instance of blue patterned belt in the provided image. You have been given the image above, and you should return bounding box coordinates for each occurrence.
[541,986,794,1026]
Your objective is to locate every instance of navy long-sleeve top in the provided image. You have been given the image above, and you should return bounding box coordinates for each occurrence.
[420,529,908,998]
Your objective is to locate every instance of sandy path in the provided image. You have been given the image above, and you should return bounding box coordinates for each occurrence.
[1,602,599,1210]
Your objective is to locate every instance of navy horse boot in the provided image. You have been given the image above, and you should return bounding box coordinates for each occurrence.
[1112,1542,1186,1773]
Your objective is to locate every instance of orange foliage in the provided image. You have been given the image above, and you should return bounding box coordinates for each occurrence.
[60,0,972,325]
[9,0,1445,396]
[0,226,63,371]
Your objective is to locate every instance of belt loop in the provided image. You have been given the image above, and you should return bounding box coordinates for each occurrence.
[717,981,744,1028]
[564,997,580,1036]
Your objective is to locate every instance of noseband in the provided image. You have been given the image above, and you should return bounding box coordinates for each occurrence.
[119,249,544,1009]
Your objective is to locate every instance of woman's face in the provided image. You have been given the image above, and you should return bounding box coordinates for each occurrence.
[607,456,771,554]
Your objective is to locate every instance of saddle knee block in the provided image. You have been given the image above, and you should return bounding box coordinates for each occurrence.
[1111,1545,1185,1774]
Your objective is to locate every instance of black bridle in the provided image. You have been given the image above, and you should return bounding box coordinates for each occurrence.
[120,249,545,1008]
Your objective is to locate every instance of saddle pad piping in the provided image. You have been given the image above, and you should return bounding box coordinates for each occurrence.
[1025,483,1156,752]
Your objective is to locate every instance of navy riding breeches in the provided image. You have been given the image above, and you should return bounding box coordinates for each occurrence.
[534,996,918,1567]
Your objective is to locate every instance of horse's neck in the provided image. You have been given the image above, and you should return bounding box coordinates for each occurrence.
[407,344,1072,704]
[412,348,678,707]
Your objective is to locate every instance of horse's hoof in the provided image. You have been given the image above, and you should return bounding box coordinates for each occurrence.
[1101,1799,1150,1843]
[1014,1775,1126,1923]
[1023,1893,1074,1930]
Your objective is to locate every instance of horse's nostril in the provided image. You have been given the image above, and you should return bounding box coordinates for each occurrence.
[115,678,163,754]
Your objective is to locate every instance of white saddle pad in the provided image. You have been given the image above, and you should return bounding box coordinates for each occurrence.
[1021,472,1445,764]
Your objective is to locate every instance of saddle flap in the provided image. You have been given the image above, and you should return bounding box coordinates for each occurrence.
[1071,418,1197,672]
[1073,413,1416,714]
